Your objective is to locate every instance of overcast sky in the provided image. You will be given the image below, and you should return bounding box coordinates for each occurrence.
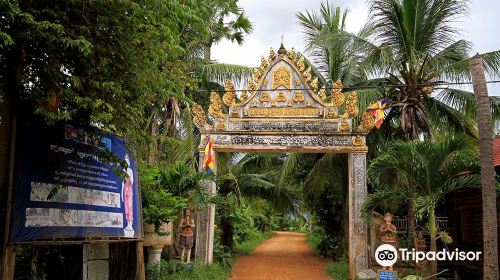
[212,0,500,94]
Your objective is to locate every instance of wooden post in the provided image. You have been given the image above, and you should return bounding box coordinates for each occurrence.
[136,241,145,280]
[470,54,499,280]
[0,98,17,279]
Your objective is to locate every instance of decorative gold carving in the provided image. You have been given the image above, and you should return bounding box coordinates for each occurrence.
[292,91,305,103]
[259,91,271,102]
[326,107,337,118]
[223,80,236,106]
[339,118,350,131]
[306,99,312,107]
[208,91,224,118]
[230,104,239,118]
[192,103,207,128]
[287,47,296,62]
[303,66,312,82]
[272,66,292,90]
[215,118,226,131]
[295,79,301,86]
[310,77,319,92]
[297,56,305,71]
[353,135,364,146]
[260,56,268,71]
[253,68,262,81]
[271,99,277,107]
[253,100,259,107]
[248,107,321,117]
[287,100,292,107]
[342,91,359,118]
[276,92,287,102]
[331,79,345,107]
[358,111,375,131]
[268,47,276,63]
[248,79,256,91]
[318,87,327,100]
[240,90,249,102]
[243,108,249,116]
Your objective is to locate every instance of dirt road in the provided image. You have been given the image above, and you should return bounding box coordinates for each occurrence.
[230,231,332,280]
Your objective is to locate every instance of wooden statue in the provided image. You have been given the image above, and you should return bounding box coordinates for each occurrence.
[378,212,398,244]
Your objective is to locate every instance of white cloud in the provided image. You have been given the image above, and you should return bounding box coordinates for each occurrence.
[212,0,500,95]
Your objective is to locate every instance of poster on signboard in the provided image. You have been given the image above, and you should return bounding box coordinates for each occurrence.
[10,119,142,241]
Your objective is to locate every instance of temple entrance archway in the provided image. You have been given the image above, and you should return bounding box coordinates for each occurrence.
[191,43,376,279]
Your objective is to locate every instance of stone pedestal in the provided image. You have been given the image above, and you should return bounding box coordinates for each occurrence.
[348,153,369,279]
[147,247,163,265]
[83,243,109,280]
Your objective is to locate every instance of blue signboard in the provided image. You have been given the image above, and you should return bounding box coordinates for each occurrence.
[378,270,398,280]
[11,120,142,241]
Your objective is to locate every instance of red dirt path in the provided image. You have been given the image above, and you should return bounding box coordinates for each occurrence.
[230,231,332,280]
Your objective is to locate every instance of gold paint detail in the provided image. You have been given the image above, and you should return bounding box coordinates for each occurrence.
[260,56,268,71]
[268,47,276,63]
[240,90,249,102]
[223,80,236,106]
[259,91,271,102]
[287,47,296,62]
[272,66,292,90]
[215,118,226,131]
[209,91,224,118]
[247,107,321,117]
[303,66,312,82]
[192,103,207,128]
[248,79,256,91]
[297,56,305,71]
[230,104,240,118]
[318,87,327,100]
[306,99,312,107]
[342,91,359,118]
[326,107,337,119]
[339,118,350,131]
[253,68,262,81]
[358,111,375,131]
[310,77,319,92]
[276,92,287,102]
[331,79,345,107]
[292,91,305,103]
[353,135,364,146]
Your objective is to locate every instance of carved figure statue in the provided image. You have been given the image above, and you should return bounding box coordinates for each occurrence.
[378,212,398,244]
[178,208,195,263]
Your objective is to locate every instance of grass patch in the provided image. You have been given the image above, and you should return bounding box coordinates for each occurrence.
[234,231,275,255]
[325,261,349,279]
[166,262,230,280]
[147,231,274,280]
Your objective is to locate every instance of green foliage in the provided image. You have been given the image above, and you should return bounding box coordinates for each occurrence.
[324,261,349,280]
[234,231,274,255]
[146,261,231,280]
[306,228,347,261]
[140,162,208,230]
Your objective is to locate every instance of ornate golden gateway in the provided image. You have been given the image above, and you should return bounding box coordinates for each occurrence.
[192,42,375,151]
[272,66,292,90]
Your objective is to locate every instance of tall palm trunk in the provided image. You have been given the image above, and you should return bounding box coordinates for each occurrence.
[470,54,499,280]
[429,209,438,280]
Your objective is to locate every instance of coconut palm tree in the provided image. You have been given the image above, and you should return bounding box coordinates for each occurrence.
[470,55,499,279]
[363,134,480,279]
[365,0,500,139]
[201,0,253,61]
[216,153,294,249]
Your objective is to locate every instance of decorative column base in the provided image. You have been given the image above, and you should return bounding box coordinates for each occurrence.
[146,247,163,265]
[83,243,109,280]
[349,153,369,279]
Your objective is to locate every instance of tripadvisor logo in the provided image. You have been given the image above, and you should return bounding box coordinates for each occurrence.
[374,244,482,266]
